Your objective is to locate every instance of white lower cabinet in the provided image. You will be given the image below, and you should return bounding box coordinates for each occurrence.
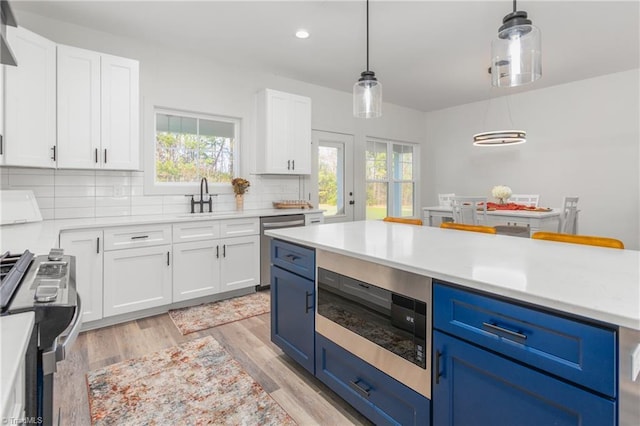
[172,240,221,302]
[103,244,172,317]
[59,229,104,322]
[220,235,260,292]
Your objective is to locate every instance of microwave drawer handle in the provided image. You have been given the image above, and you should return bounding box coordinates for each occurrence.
[482,322,528,342]
[349,379,371,399]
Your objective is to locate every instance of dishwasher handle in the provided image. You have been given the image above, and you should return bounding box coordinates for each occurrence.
[262,219,305,228]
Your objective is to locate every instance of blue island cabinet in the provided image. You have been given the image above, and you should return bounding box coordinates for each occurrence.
[270,239,315,374]
[432,282,617,426]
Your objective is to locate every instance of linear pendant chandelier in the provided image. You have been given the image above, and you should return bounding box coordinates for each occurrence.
[353,0,382,118]
[473,80,526,147]
[490,0,541,87]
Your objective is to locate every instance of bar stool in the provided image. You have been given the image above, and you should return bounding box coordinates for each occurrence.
[440,222,497,234]
[383,217,423,226]
[532,232,624,249]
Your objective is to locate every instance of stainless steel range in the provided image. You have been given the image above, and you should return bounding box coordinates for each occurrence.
[0,249,82,426]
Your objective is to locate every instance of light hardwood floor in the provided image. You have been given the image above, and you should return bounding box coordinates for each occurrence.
[53,311,372,425]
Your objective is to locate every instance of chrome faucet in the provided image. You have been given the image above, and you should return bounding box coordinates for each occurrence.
[189,177,213,213]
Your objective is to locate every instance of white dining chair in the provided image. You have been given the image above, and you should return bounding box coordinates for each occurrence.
[451,196,487,225]
[438,193,455,207]
[508,194,540,207]
[558,196,579,234]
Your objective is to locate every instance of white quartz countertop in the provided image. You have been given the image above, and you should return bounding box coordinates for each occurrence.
[266,220,640,330]
[1,312,35,416]
[0,208,321,254]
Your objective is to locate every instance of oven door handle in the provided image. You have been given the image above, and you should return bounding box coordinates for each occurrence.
[57,293,83,362]
[42,294,83,374]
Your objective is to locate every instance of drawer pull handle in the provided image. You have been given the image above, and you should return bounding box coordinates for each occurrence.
[131,235,149,240]
[482,322,528,342]
[284,254,299,262]
[305,291,313,314]
[349,379,371,399]
[435,350,443,385]
[357,283,370,289]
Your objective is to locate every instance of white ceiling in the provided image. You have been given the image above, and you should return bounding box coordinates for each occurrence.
[12,1,640,112]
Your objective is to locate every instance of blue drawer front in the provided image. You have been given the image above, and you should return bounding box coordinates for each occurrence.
[271,239,315,280]
[433,331,616,426]
[433,282,617,397]
[315,333,430,426]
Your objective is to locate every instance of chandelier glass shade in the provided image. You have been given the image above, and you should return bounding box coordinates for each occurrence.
[353,0,382,118]
[490,2,541,87]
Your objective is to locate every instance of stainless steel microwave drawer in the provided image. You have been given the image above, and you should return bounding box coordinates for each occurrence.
[433,282,616,397]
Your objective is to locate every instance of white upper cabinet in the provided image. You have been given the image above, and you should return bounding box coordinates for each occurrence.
[100,53,139,170]
[57,45,101,169]
[57,45,139,170]
[3,26,56,168]
[256,88,311,174]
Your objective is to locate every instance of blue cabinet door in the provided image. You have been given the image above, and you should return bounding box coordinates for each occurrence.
[432,331,616,426]
[270,265,315,374]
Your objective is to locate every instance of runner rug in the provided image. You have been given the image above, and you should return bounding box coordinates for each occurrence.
[86,336,294,426]
[168,291,270,335]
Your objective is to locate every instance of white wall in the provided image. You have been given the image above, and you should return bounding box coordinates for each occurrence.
[4,10,425,221]
[423,69,640,249]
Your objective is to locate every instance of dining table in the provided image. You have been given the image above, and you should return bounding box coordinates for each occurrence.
[421,206,575,237]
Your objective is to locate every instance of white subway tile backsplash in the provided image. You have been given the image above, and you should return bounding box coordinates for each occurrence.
[8,173,55,187]
[96,206,131,217]
[55,207,96,219]
[55,186,95,197]
[4,168,302,220]
[40,209,55,220]
[54,174,95,186]
[131,195,163,206]
[35,197,55,209]
[131,205,162,216]
[95,175,131,186]
[55,197,95,209]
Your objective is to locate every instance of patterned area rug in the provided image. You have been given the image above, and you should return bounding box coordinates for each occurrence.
[86,336,295,426]
[168,291,270,335]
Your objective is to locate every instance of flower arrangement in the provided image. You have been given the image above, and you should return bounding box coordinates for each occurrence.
[491,185,512,204]
[231,178,250,195]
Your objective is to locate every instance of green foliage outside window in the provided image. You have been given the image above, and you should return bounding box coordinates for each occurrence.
[155,130,234,184]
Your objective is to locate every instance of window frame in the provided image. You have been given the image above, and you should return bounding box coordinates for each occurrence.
[144,107,241,196]
[365,137,420,218]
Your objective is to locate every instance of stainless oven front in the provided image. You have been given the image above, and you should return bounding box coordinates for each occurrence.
[316,249,432,399]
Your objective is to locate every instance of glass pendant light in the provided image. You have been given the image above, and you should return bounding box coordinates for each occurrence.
[491,0,541,87]
[353,0,382,118]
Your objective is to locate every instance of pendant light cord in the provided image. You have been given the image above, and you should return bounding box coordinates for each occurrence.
[513,0,517,13]
[366,0,370,72]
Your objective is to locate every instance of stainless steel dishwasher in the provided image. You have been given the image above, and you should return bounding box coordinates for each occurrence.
[259,214,306,289]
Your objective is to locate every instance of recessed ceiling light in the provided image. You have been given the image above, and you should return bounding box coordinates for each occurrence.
[295,30,310,39]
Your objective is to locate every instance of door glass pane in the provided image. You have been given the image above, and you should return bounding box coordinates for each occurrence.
[366,182,388,220]
[366,141,387,180]
[318,145,344,216]
[392,182,414,216]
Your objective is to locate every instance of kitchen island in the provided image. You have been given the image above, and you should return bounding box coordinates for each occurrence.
[266,220,640,426]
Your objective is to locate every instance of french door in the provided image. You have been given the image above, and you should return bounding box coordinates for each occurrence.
[311,130,354,223]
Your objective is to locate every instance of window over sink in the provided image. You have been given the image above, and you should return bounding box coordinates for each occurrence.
[145,108,240,195]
